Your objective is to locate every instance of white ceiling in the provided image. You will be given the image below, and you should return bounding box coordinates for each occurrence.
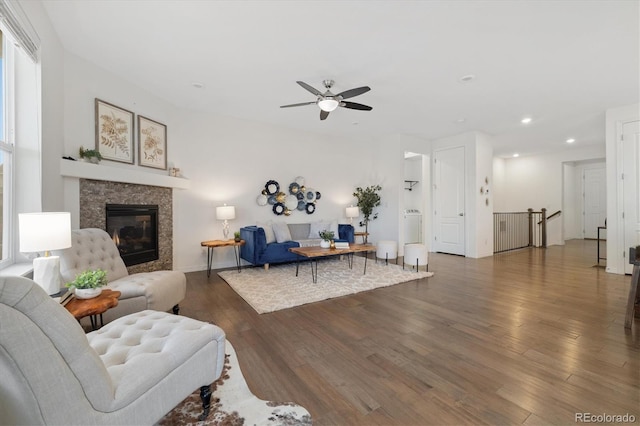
[42,0,639,157]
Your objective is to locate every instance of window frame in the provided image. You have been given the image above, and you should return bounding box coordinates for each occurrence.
[0,26,17,270]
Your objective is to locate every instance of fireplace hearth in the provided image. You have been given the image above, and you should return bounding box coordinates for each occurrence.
[106,204,159,266]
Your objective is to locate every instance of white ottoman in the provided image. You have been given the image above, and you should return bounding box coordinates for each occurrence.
[376,240,398,265]
[403,243,428,272]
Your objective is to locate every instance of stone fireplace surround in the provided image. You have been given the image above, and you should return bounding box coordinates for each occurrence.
[61,159,189,274]
[80,179,172,274]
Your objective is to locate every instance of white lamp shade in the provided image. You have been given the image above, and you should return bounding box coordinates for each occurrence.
[19,212,72,253]
[216,205,236,221]
[346,206,360,218]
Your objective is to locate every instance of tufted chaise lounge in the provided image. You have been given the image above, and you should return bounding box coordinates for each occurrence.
[0,276,226,425]
[56,228,186,325]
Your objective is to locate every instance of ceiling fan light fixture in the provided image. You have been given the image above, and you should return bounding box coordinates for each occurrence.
[318,98,339,112]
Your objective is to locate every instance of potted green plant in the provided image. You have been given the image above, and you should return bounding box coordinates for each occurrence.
[318,230,335,248]
[79,146,103,164]
[66,268,107,299]
[234,231,242,242]
[353,184,382,243]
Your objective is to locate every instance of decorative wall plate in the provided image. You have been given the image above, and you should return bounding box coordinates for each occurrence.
[265,180,280,195]
[273,203,285,215]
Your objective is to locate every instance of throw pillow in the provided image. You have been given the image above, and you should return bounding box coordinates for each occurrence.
[256,220,276,244]
[272,222,292,243]
[308,220,328,239]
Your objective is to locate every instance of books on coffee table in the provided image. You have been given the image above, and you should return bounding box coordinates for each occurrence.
[334,241,350,249]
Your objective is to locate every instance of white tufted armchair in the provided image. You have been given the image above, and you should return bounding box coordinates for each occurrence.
[56,228,186,325]
[0,276,226,425]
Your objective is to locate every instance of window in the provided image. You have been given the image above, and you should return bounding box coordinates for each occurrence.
[0,28,13,268]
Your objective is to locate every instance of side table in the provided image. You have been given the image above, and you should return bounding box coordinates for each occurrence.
[65,289,121,330]
[201,239,245,277]
[354,231,369,244]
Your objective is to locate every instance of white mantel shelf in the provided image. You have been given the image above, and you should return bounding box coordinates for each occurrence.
[60,159,190,189]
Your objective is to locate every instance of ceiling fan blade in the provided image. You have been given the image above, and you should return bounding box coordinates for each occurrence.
[337,86,370,100]
[341,101,373,111]
[280,101,317,108]
[320,110,330,120]
[297,81,323,96]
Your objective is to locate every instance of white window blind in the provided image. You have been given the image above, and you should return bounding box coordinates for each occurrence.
[0,0,39,63]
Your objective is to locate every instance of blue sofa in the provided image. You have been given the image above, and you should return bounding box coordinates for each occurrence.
[240,223,355,269]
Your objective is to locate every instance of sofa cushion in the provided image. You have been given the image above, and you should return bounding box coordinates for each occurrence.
[109,270,186,312]
[273,222,292,243]
[308,220,340,239]
[295,238,322,248]
[308,220,326,239]
[256,220,276,244]
[288,223,311,240]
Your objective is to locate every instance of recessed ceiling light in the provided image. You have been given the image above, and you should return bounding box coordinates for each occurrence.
[513,153,520,158]
[191,82,205,89]
[455,118,466,123]
[566,138,575,143]
[521,117,532,124]
[459,74,476,83]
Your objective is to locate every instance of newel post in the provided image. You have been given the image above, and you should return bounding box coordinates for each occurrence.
[527,208,534,247]
[541,208,547,248]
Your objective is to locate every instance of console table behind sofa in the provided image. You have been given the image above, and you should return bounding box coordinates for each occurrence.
[240,223,355,269]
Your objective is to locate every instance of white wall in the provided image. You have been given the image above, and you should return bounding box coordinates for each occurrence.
[605,103,640,274]
[474,132,494,258]
[55,50,439,272]
[492,157,507,212]
[171,109,382,271]
[494,144,606,246]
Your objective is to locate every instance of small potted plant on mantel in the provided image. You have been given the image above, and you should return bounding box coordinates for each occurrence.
[66,268,107,299]
[318,230,335,249]
[79,146,103,164]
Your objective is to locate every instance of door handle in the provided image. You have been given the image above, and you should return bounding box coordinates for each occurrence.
[459,213,464,216]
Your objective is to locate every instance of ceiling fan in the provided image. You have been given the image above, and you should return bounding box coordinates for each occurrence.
[280,80,372,120]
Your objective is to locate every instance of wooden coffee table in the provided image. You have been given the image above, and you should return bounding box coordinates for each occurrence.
[65,289,121,330]
[289,243,375,283]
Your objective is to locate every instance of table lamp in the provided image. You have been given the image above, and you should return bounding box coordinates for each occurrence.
[346,206,360,225]
[19,212,72,295]
[216,204,236,239]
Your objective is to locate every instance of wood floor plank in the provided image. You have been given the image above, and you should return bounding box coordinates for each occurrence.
[182,240,640,425]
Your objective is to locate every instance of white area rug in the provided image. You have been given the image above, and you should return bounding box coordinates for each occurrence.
[158,340,311,425]
[219,256,433,314]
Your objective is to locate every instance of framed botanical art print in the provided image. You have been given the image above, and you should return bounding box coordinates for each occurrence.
[95,99,134,164]
[138,115,167,170]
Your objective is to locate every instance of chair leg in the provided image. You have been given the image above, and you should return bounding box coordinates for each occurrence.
[172,304,180,315]
[199,384,212,421]
[415,259,418,272]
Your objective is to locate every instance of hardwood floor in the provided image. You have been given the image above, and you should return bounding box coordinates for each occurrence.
[181,240,640,425]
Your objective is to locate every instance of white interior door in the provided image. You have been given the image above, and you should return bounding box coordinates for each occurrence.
[622,120,640,274]
[433,146,465,255]
[583,167,606,239]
